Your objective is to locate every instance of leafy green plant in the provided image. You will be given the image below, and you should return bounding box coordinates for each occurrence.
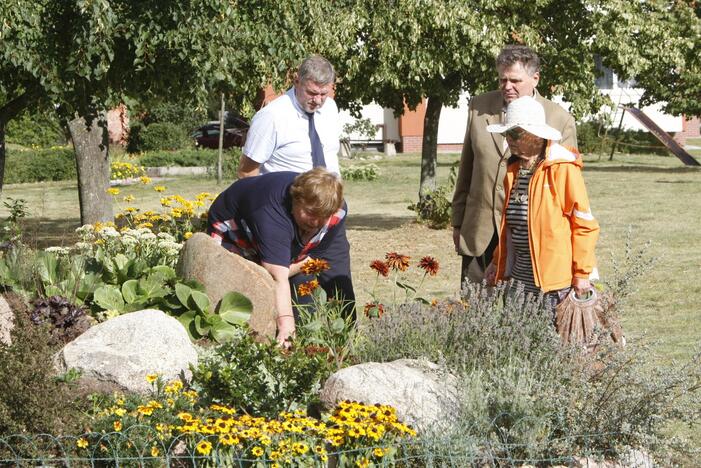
[36,249,103,305]
[408,162,457,229]
[1,197,29,245]
[340,163,380,181]
[296,288,357,372]
[92,267,251,343]
[191,329,327,417]
[173,283,252,343]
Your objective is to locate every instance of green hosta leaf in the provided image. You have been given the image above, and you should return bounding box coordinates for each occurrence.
[129,258,148,278]
[139,274,169,299]
[194,314,211,336]
[177,310,198,340]
[219,310,251,327]
[188,290,211,314]
[37,252,59,285]
[113,253,130,273]
[210,321,238,343]
[122,279,139,304]
[43,284,63,298]
[150,265,176,281]
[175,282,192,307]
[218,292,253,314]
[94,285,125,312]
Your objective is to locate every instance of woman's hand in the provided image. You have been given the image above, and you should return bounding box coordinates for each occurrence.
[275,315,296,348]
[262,261,297,348]
[484,262,497,286]
[288,257,312,277]
[572,277,592,298]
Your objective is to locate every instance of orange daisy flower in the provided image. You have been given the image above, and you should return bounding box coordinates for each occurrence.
[385,252,410,271]
[418,256,440,276]
[300,258,330,275]
[370,260,390,277]
[297,279,320,296]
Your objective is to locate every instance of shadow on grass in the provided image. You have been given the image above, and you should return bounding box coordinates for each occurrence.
[583,165,700,174]
[346,213,413,231]
[19,217,82,249]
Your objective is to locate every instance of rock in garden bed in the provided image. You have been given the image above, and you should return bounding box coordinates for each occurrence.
[320,358,460,432]
[54,309,197,394]
[177,233,277,339]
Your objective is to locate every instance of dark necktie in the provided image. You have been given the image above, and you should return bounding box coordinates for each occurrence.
[306,112,326,168]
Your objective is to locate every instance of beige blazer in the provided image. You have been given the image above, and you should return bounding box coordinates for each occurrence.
[451,90,577,257]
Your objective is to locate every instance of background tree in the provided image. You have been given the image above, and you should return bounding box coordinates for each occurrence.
[0,0,358,224]
[330,0,700,199]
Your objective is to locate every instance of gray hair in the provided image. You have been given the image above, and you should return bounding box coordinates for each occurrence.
[298,55,336,85]
[496,45,540,76]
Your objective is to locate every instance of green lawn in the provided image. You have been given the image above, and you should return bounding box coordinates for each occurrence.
[2,151,700,365]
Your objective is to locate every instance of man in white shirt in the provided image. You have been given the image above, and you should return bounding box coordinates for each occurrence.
[237,55,355,321]
[237,55,341,177]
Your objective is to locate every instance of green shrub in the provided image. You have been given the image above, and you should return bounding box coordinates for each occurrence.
[0,292,86,435]
[408,163,457,229]
[355,273,701,463]
[341,163,379,181]
[576,121,669,156]
[138,122,191,152]
[191,329,327,418]
[138,147,241,178]
[4,147,76,184]
[6,111,67,148]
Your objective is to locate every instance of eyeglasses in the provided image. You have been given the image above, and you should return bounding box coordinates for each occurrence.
[504,128,525,140]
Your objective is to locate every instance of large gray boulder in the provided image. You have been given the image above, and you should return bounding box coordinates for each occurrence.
[54,309,197,393]
[0,295,13,346]
[177,232,276,339]
[320,359,460,432]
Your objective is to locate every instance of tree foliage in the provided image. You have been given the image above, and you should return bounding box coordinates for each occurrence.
[327,0,700,195]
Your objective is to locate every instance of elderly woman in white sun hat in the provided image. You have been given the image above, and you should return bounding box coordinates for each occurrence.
[484,95,599,308]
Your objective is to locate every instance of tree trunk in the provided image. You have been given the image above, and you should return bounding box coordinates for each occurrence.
[419,95,443,198]
[68,113,113,225]
[0,124,6,196]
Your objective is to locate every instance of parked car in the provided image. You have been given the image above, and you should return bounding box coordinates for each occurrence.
[192,117,249,149]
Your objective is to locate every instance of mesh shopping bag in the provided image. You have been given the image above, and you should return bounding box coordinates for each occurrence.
[555,288,624,352]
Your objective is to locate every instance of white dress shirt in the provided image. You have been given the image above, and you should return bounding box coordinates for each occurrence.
[243,88,341,176]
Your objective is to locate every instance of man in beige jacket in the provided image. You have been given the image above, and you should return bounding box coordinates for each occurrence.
[451,45,578,287]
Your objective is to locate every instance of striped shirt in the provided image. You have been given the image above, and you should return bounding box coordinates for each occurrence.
[505,169,540,295]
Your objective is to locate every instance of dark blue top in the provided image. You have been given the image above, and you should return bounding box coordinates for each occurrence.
[207,171,344,267]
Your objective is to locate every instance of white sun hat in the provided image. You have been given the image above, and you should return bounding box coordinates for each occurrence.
[486,96,562,141]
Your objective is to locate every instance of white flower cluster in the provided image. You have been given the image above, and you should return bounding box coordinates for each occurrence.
[73,224,183,267]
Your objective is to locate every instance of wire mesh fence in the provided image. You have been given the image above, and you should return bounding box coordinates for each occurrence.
[0,427,669,467]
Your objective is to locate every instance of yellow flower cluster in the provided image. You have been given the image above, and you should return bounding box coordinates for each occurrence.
[111,161,145,180]
[109,188,215,241]
[83,375,415,465]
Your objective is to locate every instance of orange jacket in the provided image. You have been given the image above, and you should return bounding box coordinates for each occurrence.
[493,142,599,292]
